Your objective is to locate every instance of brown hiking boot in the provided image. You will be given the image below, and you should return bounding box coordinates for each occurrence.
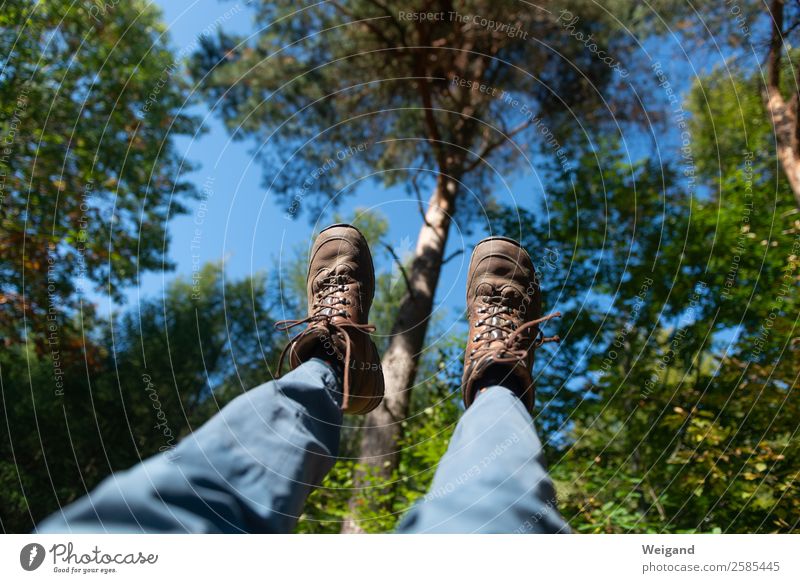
[275,224,384,414]
[462,236,560,410]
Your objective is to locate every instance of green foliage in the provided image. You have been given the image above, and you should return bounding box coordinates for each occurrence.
[1,0,797,536]
[685,70,800,335]
[191,0,626,222]
[491,66,799,533]
[296,352,462,533]
[0,0,198,342]
[0,264,276,532]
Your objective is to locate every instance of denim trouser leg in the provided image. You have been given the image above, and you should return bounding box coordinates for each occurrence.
[397,386,569,533]
[36,359,342,533]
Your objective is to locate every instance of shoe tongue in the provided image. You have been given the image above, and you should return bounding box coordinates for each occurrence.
[477,283,527,313]
[476,282,494,297]
[313,265,353,293]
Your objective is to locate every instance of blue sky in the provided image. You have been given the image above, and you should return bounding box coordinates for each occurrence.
[136,0,552,324]
[139,0,715,344]
[125,1,737,393]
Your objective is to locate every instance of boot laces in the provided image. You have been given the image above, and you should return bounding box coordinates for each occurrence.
[312,273,353,318]
[274,273,374,411]
[469,295,561,366]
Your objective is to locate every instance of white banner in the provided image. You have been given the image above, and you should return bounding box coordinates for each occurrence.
[0,534,797,582]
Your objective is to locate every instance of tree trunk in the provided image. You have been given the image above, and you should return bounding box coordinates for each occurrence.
[764,0,800,210]
[763,86,800,209]
[341,176,457,533]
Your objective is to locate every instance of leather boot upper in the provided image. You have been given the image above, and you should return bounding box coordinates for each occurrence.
[276,224,384,415]
[462,236,560,410]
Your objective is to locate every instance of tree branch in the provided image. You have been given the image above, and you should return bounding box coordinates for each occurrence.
[767,0,784,90]
[412,21,448,178]
[364,0,409,45]
[644,479,667,521]
[410,171,433,228]
[463,119,533,174]
[763,0,800,202]
[328,1,400,50]
[381,242,414,298]
[442,249,464,265]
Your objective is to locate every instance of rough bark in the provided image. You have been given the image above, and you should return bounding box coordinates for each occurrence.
[763,86,800,208]
[763,0,800,209]
[341,176,457,533]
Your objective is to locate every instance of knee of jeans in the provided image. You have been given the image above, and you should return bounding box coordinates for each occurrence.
[225,381,312,417]
[276,379,342,421]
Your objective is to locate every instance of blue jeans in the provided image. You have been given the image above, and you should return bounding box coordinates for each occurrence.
[37,360,568,533]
